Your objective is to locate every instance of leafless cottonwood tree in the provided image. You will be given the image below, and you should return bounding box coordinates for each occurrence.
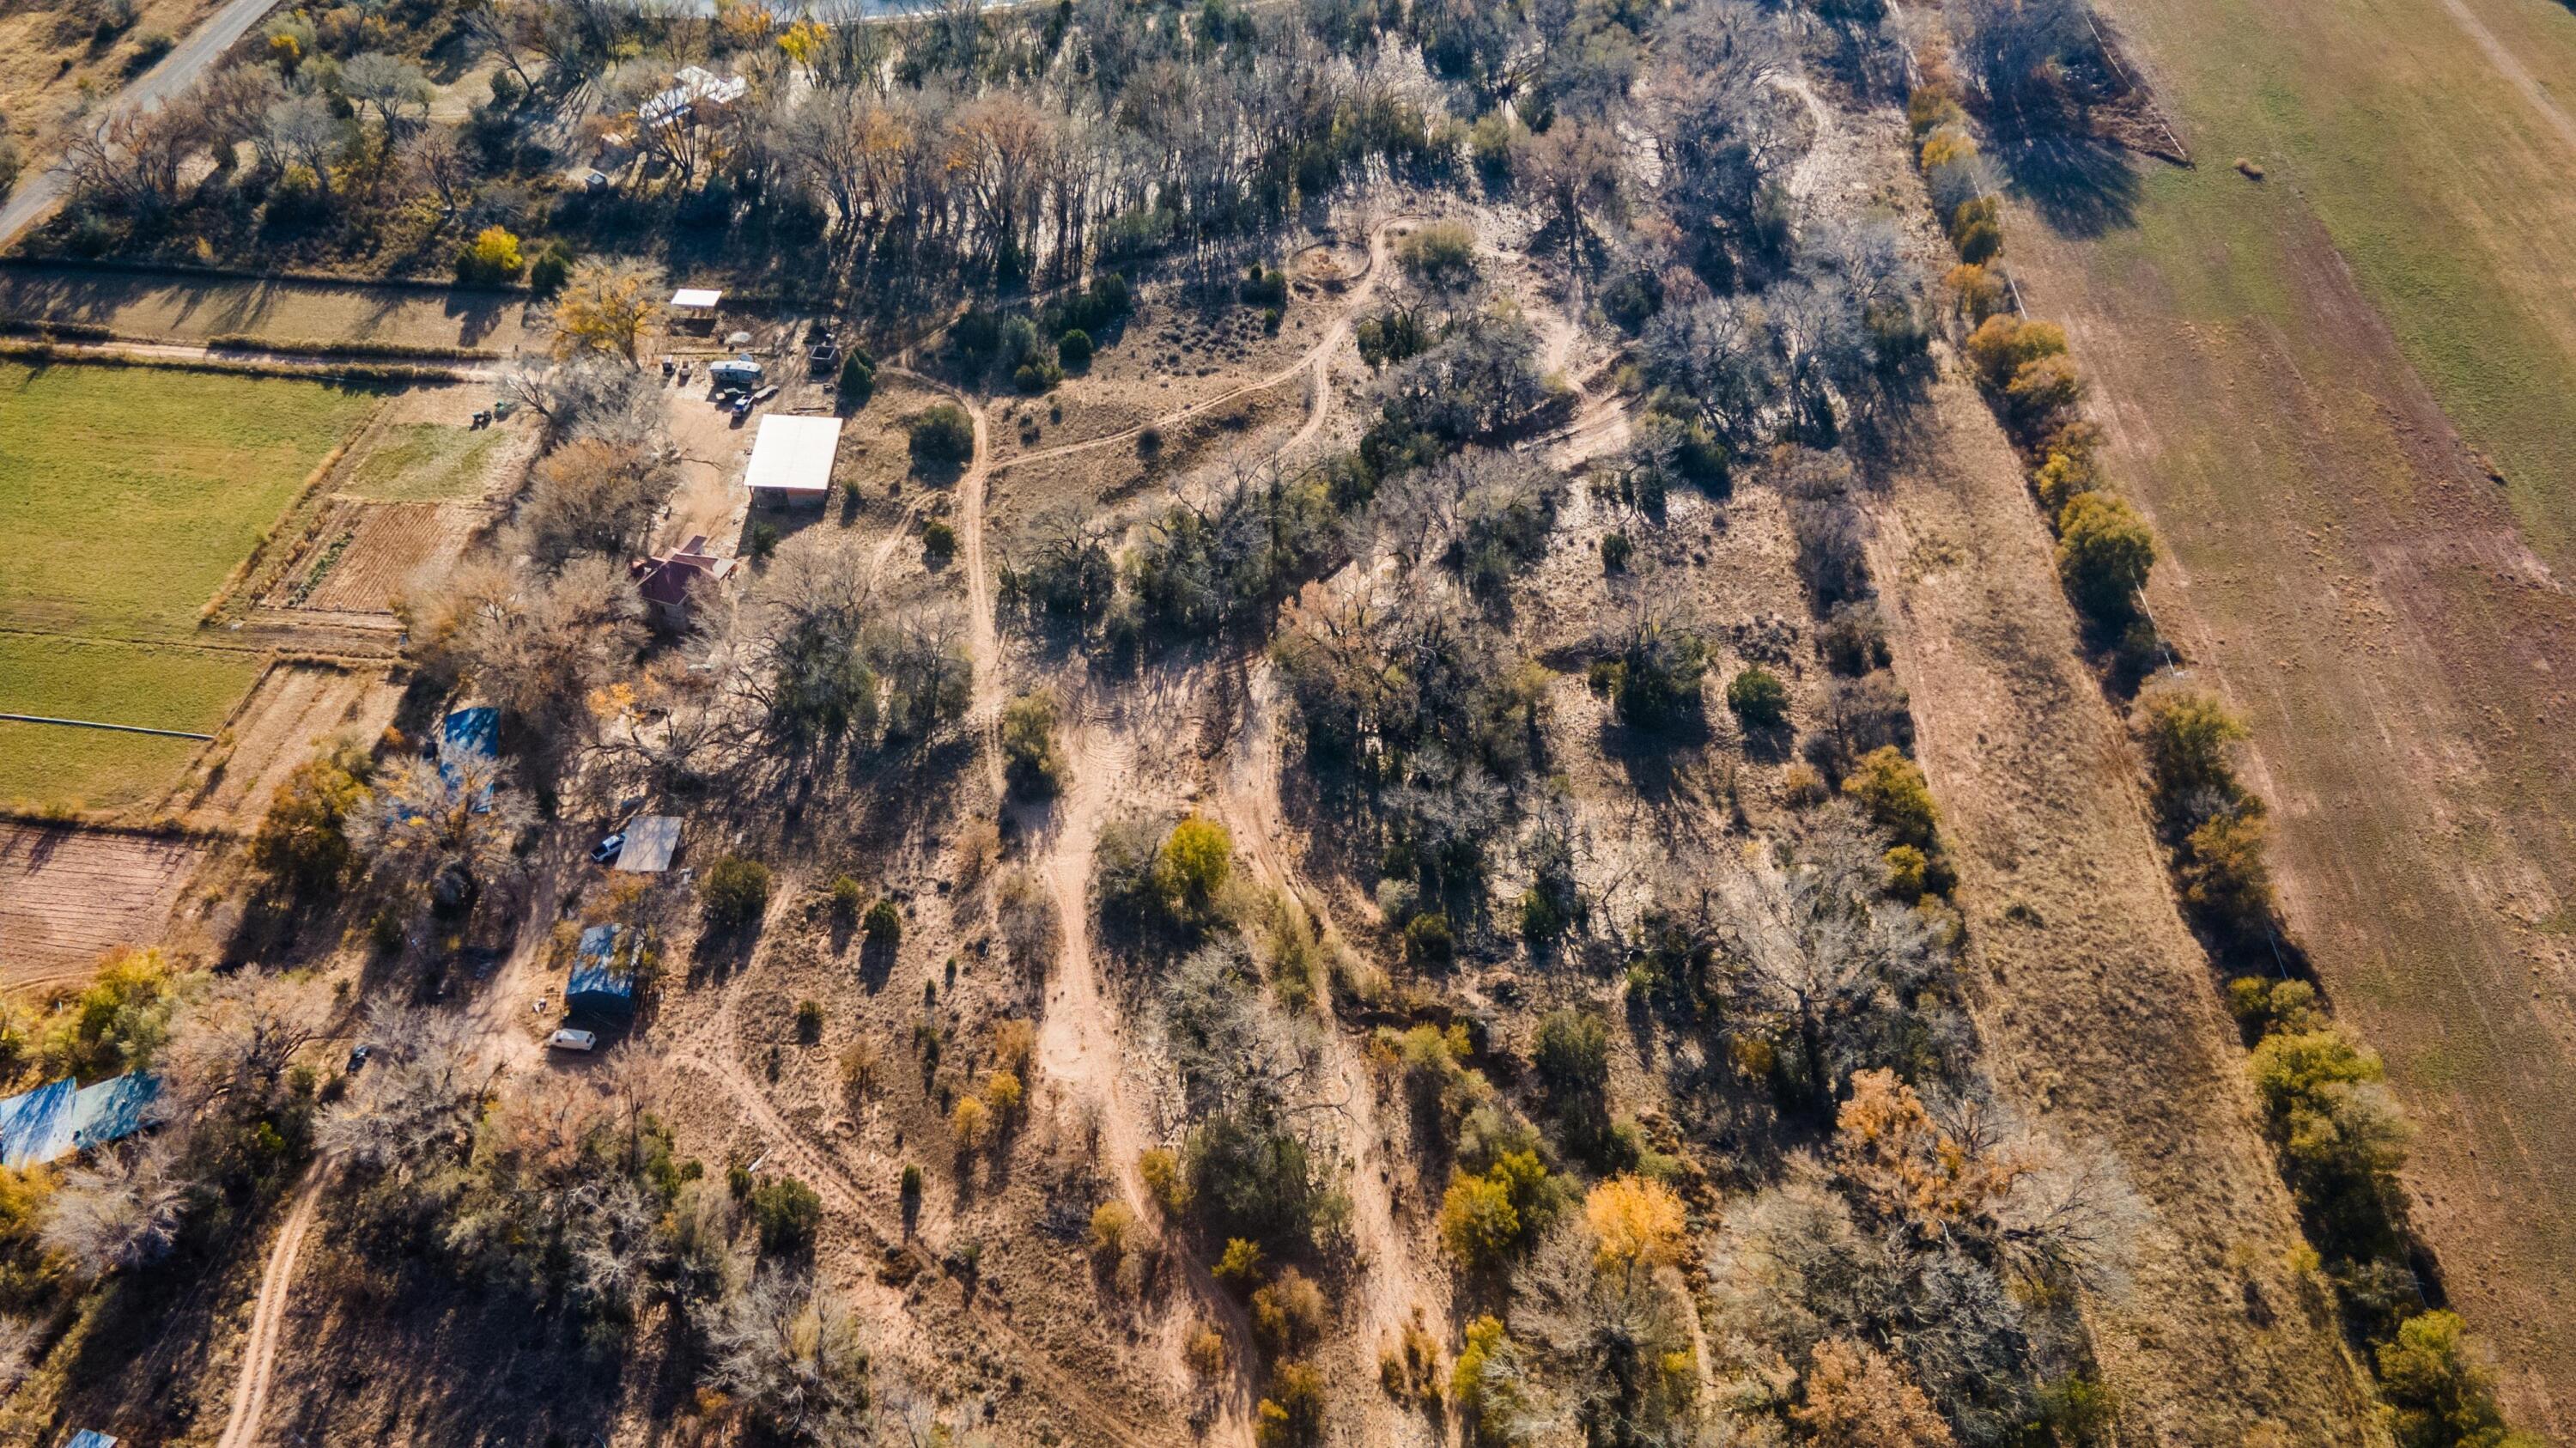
[707,1268,879,1440]
[42,1138,188,1279]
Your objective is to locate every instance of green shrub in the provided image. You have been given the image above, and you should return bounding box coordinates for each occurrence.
[527,241,574,295]
[702,855,774,930]
[2056,492,2155,624]
[1240,263,1288,307]
[829,874,866,920]
[1001,691,1066,799]
[1154,818,1232,915]
[837,349,877,410]
[921,519,958,557]
[1057,328,1093,368]
[1397,221,1477,286]
[1403,911,1455,967]
[1843,746,1938,849]
[1724,665,1790,732]
[908,403,975,470]
[2376,1311,2531,1448]
[2136,686,2248,810]
[750,1175,823,1254]
[864,897,902,946]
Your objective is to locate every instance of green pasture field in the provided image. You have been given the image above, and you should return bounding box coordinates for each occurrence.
[0,635,264,812]
[0,360,378,638]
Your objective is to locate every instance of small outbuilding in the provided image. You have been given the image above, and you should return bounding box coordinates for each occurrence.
[631,536,735,631]
[568,924,641,1014]
[638,66,748,130]
[670,287,723,332]
[614,815,683,873]
[744,414,843,506]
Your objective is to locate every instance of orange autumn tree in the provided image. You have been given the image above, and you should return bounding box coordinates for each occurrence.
[1832,1068,2030,1235]
[1794,1337,1956,1448]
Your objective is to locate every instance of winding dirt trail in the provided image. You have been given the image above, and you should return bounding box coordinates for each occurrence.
[213,1164,330,1448]
[990,214,1426,481]
[665,961,1179,1448]
[1213,661,1454,1448]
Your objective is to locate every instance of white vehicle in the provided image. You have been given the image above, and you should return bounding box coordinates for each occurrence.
[547,1028,598,1053]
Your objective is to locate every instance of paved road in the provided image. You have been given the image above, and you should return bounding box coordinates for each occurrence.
[0,0,287,252]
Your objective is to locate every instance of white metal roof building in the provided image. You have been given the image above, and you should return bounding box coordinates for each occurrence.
[670,287,723,311]
[744,414,843,503]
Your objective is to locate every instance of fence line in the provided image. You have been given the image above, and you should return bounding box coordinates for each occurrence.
[0,714,214,740]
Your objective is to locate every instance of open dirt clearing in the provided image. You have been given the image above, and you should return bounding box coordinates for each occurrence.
[0,265,542,355]
[2001,15,2576,1418]
[173,660,398,830]
[0,822,206,989]
[1868,368,2384,1442]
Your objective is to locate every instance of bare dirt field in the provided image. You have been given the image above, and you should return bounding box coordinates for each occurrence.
[0,822,206,990]
[0,265,542,354]
[173,660,398,830]
[283,501,471,613]
[1998,19,2576,1421]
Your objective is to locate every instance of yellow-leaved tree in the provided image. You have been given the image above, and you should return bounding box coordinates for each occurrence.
[1583,1175,1685,1287]
[550,260,662,364]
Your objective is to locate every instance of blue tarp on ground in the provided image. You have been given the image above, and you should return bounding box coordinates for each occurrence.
[71,1073,160,1153]
[568,924,638,1012]
[0,1078,74,1171]
[68,1432,119,1448]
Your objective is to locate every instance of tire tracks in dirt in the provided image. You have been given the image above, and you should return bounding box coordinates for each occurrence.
[668,972,1180,1448]
[987,214,1427,482]
[214,1163,330,1448]
[1212,660,1455,1448]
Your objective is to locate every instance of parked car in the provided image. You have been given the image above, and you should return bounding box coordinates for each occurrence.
[548,1029,598,1053]
[591,831,627,865]
[346,1043,372,1073]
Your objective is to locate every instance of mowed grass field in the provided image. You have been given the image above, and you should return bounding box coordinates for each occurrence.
[0,636,264,811]
[1997,0,2576,1428]
[0,362,378,813]
[0,362,379,637]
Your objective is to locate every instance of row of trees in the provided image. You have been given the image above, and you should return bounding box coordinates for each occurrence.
[1917,31,2537,1447]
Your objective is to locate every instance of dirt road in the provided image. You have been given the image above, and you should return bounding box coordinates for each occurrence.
[0,0,290,251]
[213,1164,327,1448]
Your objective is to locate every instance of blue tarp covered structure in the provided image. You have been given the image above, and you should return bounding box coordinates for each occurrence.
[68,1432,119,1448]
[72,1073,161,1153]
[441,706,500,758]
[0,1078,74,1171]
[0,1070,155,1169]
[568,924,639,1013]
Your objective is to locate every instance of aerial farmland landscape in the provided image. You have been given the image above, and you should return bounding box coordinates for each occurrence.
[0,0,2567,1444]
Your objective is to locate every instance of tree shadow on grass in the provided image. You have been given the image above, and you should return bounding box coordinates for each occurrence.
[1991,113,2144,240]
